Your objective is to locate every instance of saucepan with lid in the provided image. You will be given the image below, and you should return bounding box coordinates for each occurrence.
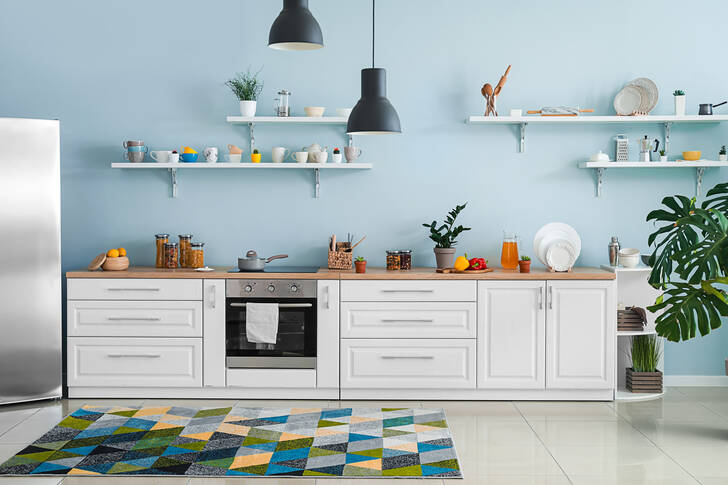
[238,250,288,271]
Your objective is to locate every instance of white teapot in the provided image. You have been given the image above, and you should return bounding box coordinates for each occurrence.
[303,143,328,163]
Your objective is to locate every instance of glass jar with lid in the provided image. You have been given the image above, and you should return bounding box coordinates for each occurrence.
[189,242,205,269]
[164,242,179,269]
[386,250,401,271]
[178,234,192,267]
[155,234,169,268]
[399,249,412,270]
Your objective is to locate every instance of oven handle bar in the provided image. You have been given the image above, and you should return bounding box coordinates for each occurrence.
[229,303,313,308]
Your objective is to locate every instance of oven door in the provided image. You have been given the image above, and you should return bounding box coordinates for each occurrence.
[225,297,317,369]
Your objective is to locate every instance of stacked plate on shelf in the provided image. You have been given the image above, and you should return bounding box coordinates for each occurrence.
[533,223,581,272]
[613,78,659,116]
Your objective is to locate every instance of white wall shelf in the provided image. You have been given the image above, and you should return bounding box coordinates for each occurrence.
[466,115,728,153]
[578,160,728,197]
[226,116,352,154]
[617,329,658,337]
[111,162,372,199]
[600,265,652,273]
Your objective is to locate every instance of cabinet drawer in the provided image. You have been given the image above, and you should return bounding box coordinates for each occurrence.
[67,337,202,387]
[340,339,476,389]
[341,302,476,338]
[67,279,202,301]
[68,301,202,337]
[341,281,476,302]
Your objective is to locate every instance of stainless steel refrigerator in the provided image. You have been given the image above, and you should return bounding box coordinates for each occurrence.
[0,118,62,404]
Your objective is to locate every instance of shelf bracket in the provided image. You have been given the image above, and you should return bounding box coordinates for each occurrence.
[519,122,527,153]
[248,122,255,153]
[594,167,605,197]
[168,168,178,198]
[314,168,320,198]
[696,167,705,197]
[663,122,671,154]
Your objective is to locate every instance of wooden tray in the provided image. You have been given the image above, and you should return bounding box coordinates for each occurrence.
[436,268,494,274]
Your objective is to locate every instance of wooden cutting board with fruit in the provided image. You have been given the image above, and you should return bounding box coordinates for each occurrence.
[437,254,492,273]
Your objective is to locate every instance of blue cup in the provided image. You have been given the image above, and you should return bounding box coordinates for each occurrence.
[180,152,198,163]
[126,145,148,152]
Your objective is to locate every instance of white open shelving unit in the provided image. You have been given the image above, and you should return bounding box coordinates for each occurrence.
[226,116,353,154]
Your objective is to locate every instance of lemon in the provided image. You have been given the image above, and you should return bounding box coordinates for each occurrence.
[117,247,127,257]
[454,256,469,271]
[107,248,120,258]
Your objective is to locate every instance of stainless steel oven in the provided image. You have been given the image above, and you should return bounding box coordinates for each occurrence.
[226,279,317,369]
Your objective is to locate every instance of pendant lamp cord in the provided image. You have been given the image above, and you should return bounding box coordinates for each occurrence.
[372,0,375,68]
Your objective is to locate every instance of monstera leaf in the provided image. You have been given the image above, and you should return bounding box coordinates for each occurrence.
[646,195,698,287]
[648,282,728,342]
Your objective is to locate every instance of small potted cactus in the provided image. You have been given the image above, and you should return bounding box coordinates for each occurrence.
[355,256,367,273]
[674,89,686,116]
[251,149,261,163]
[659,149,667,162]
[332,147,342,163]
[720,146,727,162]
[518,255,531,273]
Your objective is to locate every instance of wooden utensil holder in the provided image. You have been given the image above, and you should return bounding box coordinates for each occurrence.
[328,242,352,270]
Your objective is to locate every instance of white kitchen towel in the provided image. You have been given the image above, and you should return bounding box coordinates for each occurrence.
[246,303,279,344]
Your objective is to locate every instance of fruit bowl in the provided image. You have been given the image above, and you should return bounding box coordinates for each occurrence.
[102,256,129,271]
[682,151,701,161]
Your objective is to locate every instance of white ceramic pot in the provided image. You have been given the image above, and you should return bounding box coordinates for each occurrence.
[674,95,686,117]
[720,154,727,162]
[240,100,257,117]
[332,152,343,163]
[660,155,668,162]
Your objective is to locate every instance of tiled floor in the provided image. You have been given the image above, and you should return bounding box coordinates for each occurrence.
[0,387,726,484]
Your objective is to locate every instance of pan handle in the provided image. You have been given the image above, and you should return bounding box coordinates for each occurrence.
[714,101,727,108]
[266,254,289,263]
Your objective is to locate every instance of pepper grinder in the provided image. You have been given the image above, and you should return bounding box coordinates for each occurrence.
[608,236,620,266]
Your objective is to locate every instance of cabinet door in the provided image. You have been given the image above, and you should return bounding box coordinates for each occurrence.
[546,281,615,389]
[317,280,339,389]
[477,281,545,389]
[203,280,226,387]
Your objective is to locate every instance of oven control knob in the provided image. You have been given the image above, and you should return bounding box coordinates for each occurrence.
[244,285,253,293]
[290,284,299,293]
[267,284,276,293]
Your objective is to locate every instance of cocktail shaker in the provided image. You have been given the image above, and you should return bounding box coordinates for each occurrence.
[608,236,620,266]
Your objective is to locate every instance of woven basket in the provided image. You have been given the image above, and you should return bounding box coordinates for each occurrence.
[328,242,352,270]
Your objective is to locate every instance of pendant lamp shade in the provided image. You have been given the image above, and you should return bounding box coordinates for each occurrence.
[269,0,323,51]
[347,68,401,134]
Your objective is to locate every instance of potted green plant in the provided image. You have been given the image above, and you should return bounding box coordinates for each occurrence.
[658,149,667,162]
[422,203,471,269]
[673,89,686,116]
[720,146,727,162]
[518,255,531,273]
[226,68,264,117]
[251,149,261,163]
[355,256,367,273]
[627,335,662,393]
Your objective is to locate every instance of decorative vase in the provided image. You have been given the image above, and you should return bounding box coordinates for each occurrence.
[674,95,686,117]
[720,154,727,162]
[240,100,257,117]
[433,247,456,269]
[626,367,663,394]
[355,261,367,274]
[518,260,531,273]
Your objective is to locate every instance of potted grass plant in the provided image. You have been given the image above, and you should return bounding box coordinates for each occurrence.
[518,255,531,273]
[422,203,471,269]
[627,335,662,393]
[226,68,264,117]
[673,89,686,116]
[659,149,667,162]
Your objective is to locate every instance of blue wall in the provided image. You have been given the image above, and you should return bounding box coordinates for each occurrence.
[1,0,726,376]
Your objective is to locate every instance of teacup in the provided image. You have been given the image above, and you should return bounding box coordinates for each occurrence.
[227,144,243,155]
[272,147,289,163]
[150,150,173,163]
[203,147,218,163]
[225,153,242,163]
[290,151,309,164]
[180,152,198,163]
[123,140,144,148]
[126,145,148,152]
[124,151,145,163]
[344,146,362,162]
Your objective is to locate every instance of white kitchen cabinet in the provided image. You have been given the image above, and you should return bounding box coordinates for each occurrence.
[317,280,339,389]
[477,281,546,389]
[203,280,226,387]
[68,279,202,301]
[546,280,616,389]
[341,280,476,302]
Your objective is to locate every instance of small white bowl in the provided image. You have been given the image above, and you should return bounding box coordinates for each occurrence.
[304,106,326,117]
[336,108,352,118]
[619,248,640,268]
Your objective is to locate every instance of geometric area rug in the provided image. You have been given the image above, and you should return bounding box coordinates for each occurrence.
[0,405,462,478]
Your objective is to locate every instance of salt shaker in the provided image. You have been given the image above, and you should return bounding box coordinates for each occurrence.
[608,236,620,266]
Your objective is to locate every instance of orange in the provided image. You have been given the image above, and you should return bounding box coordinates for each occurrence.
[117,247,127,257]
[107,248,120,258]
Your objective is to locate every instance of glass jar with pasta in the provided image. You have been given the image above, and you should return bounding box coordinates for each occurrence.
[155,234,169,268]
[164,242,179,269]
[386,250,401,270]
[189,242,205,269]
[178,234,192,267]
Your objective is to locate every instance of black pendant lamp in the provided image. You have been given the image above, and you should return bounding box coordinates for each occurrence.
[269,0,323,51]
[347,0,401,135]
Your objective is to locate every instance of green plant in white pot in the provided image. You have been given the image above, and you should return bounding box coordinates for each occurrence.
[422,203,471,269]
[226,68,263,118]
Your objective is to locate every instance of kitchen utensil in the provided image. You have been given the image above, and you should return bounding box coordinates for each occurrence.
[589,151,610,162]
[638,136,660,162]
[608,236,620,266]
[350,236,366,251]
[331,235,336,251]
[238,250,289,272]
[228,144,243,154]
[304,106,326,117]
[619,248,640,268]
[482,83,496,116]
[682,151,702,161]
[88,253,106,271]
[699,101,727,115]
[203,147,218,163]
[546,240,576,272]
[124,151,145,163]
[615,134,629,161]
[180,152,198,163]
[493,65,511,96]
[614,85,644,115]
[626,78,659,113]
[126,145,148,152]
[533,222,582,268]
[272,147,289,163]
[150,150,173,163]
[225,153,242,163]
[274,89,291,117]
[123,140,144,148]
[526,107,595,116]
[291,151,309,163]
[344,146,362,162]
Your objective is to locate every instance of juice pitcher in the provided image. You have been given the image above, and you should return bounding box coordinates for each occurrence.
[501,231,519,270]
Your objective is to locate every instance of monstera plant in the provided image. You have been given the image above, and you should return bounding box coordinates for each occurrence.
[646,182,728,342]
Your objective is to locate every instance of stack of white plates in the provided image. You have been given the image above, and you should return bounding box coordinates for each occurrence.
[613,77,659,116]
[533,223,582,272]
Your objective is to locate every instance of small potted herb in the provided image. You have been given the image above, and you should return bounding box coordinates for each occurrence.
[518,255,531,273]
[332,147,342,164]
[355,256,367,273]
[251,149,261,163]
[226,68,264,117]
[673,89,686,117]
[720,146,727,162]
[422,203,471,269]
[627,335,662,394]
[659,149,667,162]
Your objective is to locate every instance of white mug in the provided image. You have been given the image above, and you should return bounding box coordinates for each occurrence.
[168,152,180,163]
[203,147,218,163]
[272,147,289,163]
[290,151,309,163]
[225,153,242,163]
[150,150,172,163]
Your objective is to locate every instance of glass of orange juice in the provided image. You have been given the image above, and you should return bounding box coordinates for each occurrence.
[501,231,519,270]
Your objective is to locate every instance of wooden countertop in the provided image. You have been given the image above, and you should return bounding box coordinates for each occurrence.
[66,266,614,280]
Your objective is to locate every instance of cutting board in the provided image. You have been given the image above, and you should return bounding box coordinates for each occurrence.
[436,268,494,274]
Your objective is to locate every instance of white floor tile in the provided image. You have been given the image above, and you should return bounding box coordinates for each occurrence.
[449,415,541,447]
[0,407,67,444]
[459,442,563,476]
[335,400,423,409]
[0,478,63,484]
[187,479,317,485]
[314,480,444,485]
[631,419,728,448]
[569,476,700,485]
[235,400,330,409]
[696,478,728,485]
[141,399,239,408]
[515,401,619,421]
[0,408,38,435]
[615,400,725,423]
[62,478,188,484]
[0,443,25,463]
[661,444,728,478]
[530,419,653,446]
[455,476,571,485]
[423,400,523,419]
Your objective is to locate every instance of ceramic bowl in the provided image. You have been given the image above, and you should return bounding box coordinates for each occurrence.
[336,108,352,118]
[180,153,198,163]
[619,248,640,268]
[102,256,129,271]
[682,151,702,161]
[304,106,326,117]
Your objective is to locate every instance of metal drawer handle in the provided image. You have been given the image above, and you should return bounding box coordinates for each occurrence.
[107,288,161,292]
[380,289,434,293]
[381,355,435,360]
[229,303,312,308]
[548,286,553,310]
[538,287,543,310]
[380,319,434,323]
[107,317,161,321]
[107,353,162,359]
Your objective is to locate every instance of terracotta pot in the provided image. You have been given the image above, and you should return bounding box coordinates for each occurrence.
[433,247,456,269]
[518,260,531,273]
[355,261,367,274]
